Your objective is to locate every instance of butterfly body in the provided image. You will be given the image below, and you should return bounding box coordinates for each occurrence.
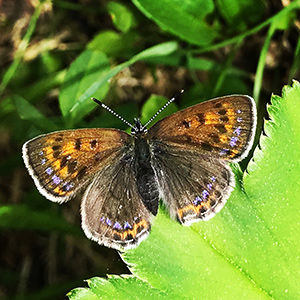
[23,95,257,250]
[133,135,160,216]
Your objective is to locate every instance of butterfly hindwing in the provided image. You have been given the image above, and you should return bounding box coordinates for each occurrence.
[148,95,256,162]
[22,128,132,203]
[150,142,234,224]
[81,150,153,250]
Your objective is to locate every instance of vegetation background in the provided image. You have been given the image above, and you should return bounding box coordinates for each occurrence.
[1,0,300,299]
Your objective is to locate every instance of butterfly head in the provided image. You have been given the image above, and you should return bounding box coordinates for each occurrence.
[131,118,148,136]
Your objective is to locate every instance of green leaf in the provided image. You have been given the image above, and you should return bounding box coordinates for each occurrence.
[69,276,166,299]
[13,95,58,132]
[123,210,270,299]
[215,0,265,29]
[68,288,99,300]
[132,0,219,46]
[59,50,110,123]
[0,205,81,236]
[131,41,178,60]
[60,42,177,125]
[187,56,217,71]
[143,51,182,66]
[68,81,300,299]
[244,81,300,297]
[87,30,136,57]
[106,1,136,33]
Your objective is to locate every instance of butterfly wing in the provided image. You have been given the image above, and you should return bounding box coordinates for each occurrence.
[150,144,234,224]
[81,152,152,250]
[148,95,256,162]
[147,95,256,224]
[22,128,132,203]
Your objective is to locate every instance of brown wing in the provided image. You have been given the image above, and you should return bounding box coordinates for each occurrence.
[81,153,153,250]
[148,95,256,162]
[149,144,234,224]
[22,128,132,203]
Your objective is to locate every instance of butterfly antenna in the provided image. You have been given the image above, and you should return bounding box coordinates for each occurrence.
[143,89,184,128]
[92,98,135,129]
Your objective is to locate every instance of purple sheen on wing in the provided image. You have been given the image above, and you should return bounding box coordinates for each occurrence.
[124,221,132,230]
[193,196,202,206]
[210,176,216,182]
[237,109,242,114]
[233,126,242,136]
[46,167,53,175]
[230,136,239,147]
[41,159,46,165]
[52,175,61,185]
[220,149,228,156]
[63,181,74,191]
[202,189,209,200]
[113,222,122,230]
[106,218,112,226]
[237,117,242,123]
[207,183,213,190]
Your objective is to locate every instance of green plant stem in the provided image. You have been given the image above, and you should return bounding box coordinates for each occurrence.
[288,32,300,83]
[211,43,240,98]
[253,24,276,103]
[0,1,47,96]
[191,0,300,55]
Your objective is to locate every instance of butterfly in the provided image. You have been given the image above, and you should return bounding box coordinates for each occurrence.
[22,93,256,251]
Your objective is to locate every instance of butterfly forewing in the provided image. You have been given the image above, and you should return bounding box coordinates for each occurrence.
[22,128,132,203]
[81,151,152,250]
[148,95,256,162]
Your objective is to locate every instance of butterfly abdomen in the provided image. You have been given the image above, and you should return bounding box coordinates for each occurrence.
[134,137,159,216]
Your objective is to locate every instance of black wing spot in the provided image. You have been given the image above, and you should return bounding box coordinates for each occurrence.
[113,233,121,241]
[68,160,78,173]
[218,109,227,115]
[60,156,68,168]
[197,113,205,125]
[90,139,97,148]
[209,133,220,143]
[220,116,229,122]
[125,233,134,241]
[53,151,60,158]
[75,139,81,150]
[182,120,191,128]
[215,124,227,133]
[214,102,222,108]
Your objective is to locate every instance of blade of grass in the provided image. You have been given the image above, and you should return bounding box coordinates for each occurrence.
[0,0,48,96]
[252,23,276,103]
[288,32,300,83]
